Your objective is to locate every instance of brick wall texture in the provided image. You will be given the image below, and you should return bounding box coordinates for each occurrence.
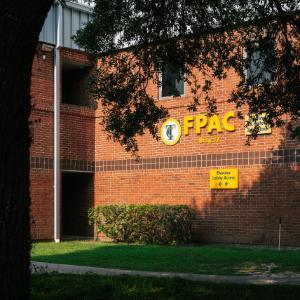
[30,43,300,246]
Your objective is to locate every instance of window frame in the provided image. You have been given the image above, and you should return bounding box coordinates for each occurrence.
[243,39,276,87]
[158,64,186,100]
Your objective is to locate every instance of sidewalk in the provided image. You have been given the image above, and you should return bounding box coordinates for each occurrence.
[31,261,300,285]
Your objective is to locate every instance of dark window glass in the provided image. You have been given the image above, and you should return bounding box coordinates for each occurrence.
[161,64,184,98]
[29,125,34,144]
[245,40,276,85]
[62,62,92,106]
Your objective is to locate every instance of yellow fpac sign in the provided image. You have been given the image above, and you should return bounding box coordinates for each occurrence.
[210,169,239,189]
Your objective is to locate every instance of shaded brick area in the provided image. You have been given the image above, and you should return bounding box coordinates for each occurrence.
[30,157,53,170]
[30,44,95,240]
[61,159,95,172]
[30,170,54,240]
[30,157,94,172]
[94,164,300,246]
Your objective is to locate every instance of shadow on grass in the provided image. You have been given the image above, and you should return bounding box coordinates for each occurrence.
[31,273,300,300]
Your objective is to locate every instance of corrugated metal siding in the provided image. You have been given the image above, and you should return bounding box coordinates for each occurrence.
[39,5,57,45]
[39,3,92,50]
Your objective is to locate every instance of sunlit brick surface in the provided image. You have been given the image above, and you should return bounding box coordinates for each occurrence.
[29,43,300,246]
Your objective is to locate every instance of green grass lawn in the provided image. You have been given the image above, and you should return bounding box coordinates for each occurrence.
[31,241,300,275]
[31,273,300,300]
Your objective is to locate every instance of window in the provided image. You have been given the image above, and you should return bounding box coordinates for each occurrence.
[244,39,276,85]
[62,61,92,106]
[29,124,34,144]
[160,63,185,98]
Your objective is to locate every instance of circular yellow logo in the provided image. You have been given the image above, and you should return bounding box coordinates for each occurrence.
[161,118,182,146]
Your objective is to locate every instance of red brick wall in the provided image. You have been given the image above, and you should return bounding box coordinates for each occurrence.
[30,44,54,240]
[60,104,95,161]
[94,163,300,246]
[60,47,95,163]
[30,44,96,239]
[29,43,300,246]
[30,170,53,240]
[94,63,300,247]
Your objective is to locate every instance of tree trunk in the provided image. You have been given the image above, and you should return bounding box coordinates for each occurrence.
[0,1,54,299]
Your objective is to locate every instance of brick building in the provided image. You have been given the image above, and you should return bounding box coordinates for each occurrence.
[30,1,300,246]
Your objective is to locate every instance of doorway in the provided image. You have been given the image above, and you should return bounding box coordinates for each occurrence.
[62,172,94,238]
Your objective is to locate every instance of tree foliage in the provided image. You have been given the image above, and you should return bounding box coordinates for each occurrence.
[76,0,300,152]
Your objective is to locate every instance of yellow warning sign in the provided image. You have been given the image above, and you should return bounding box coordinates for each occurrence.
[210,169,239,189]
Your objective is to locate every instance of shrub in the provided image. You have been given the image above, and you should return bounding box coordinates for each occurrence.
[88,204,193,245]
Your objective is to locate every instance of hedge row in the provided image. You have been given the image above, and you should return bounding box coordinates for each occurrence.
[88,204,193,245]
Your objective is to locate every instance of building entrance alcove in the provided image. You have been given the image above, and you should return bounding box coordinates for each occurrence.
[61,60,92,107]
[62,172,94,239]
